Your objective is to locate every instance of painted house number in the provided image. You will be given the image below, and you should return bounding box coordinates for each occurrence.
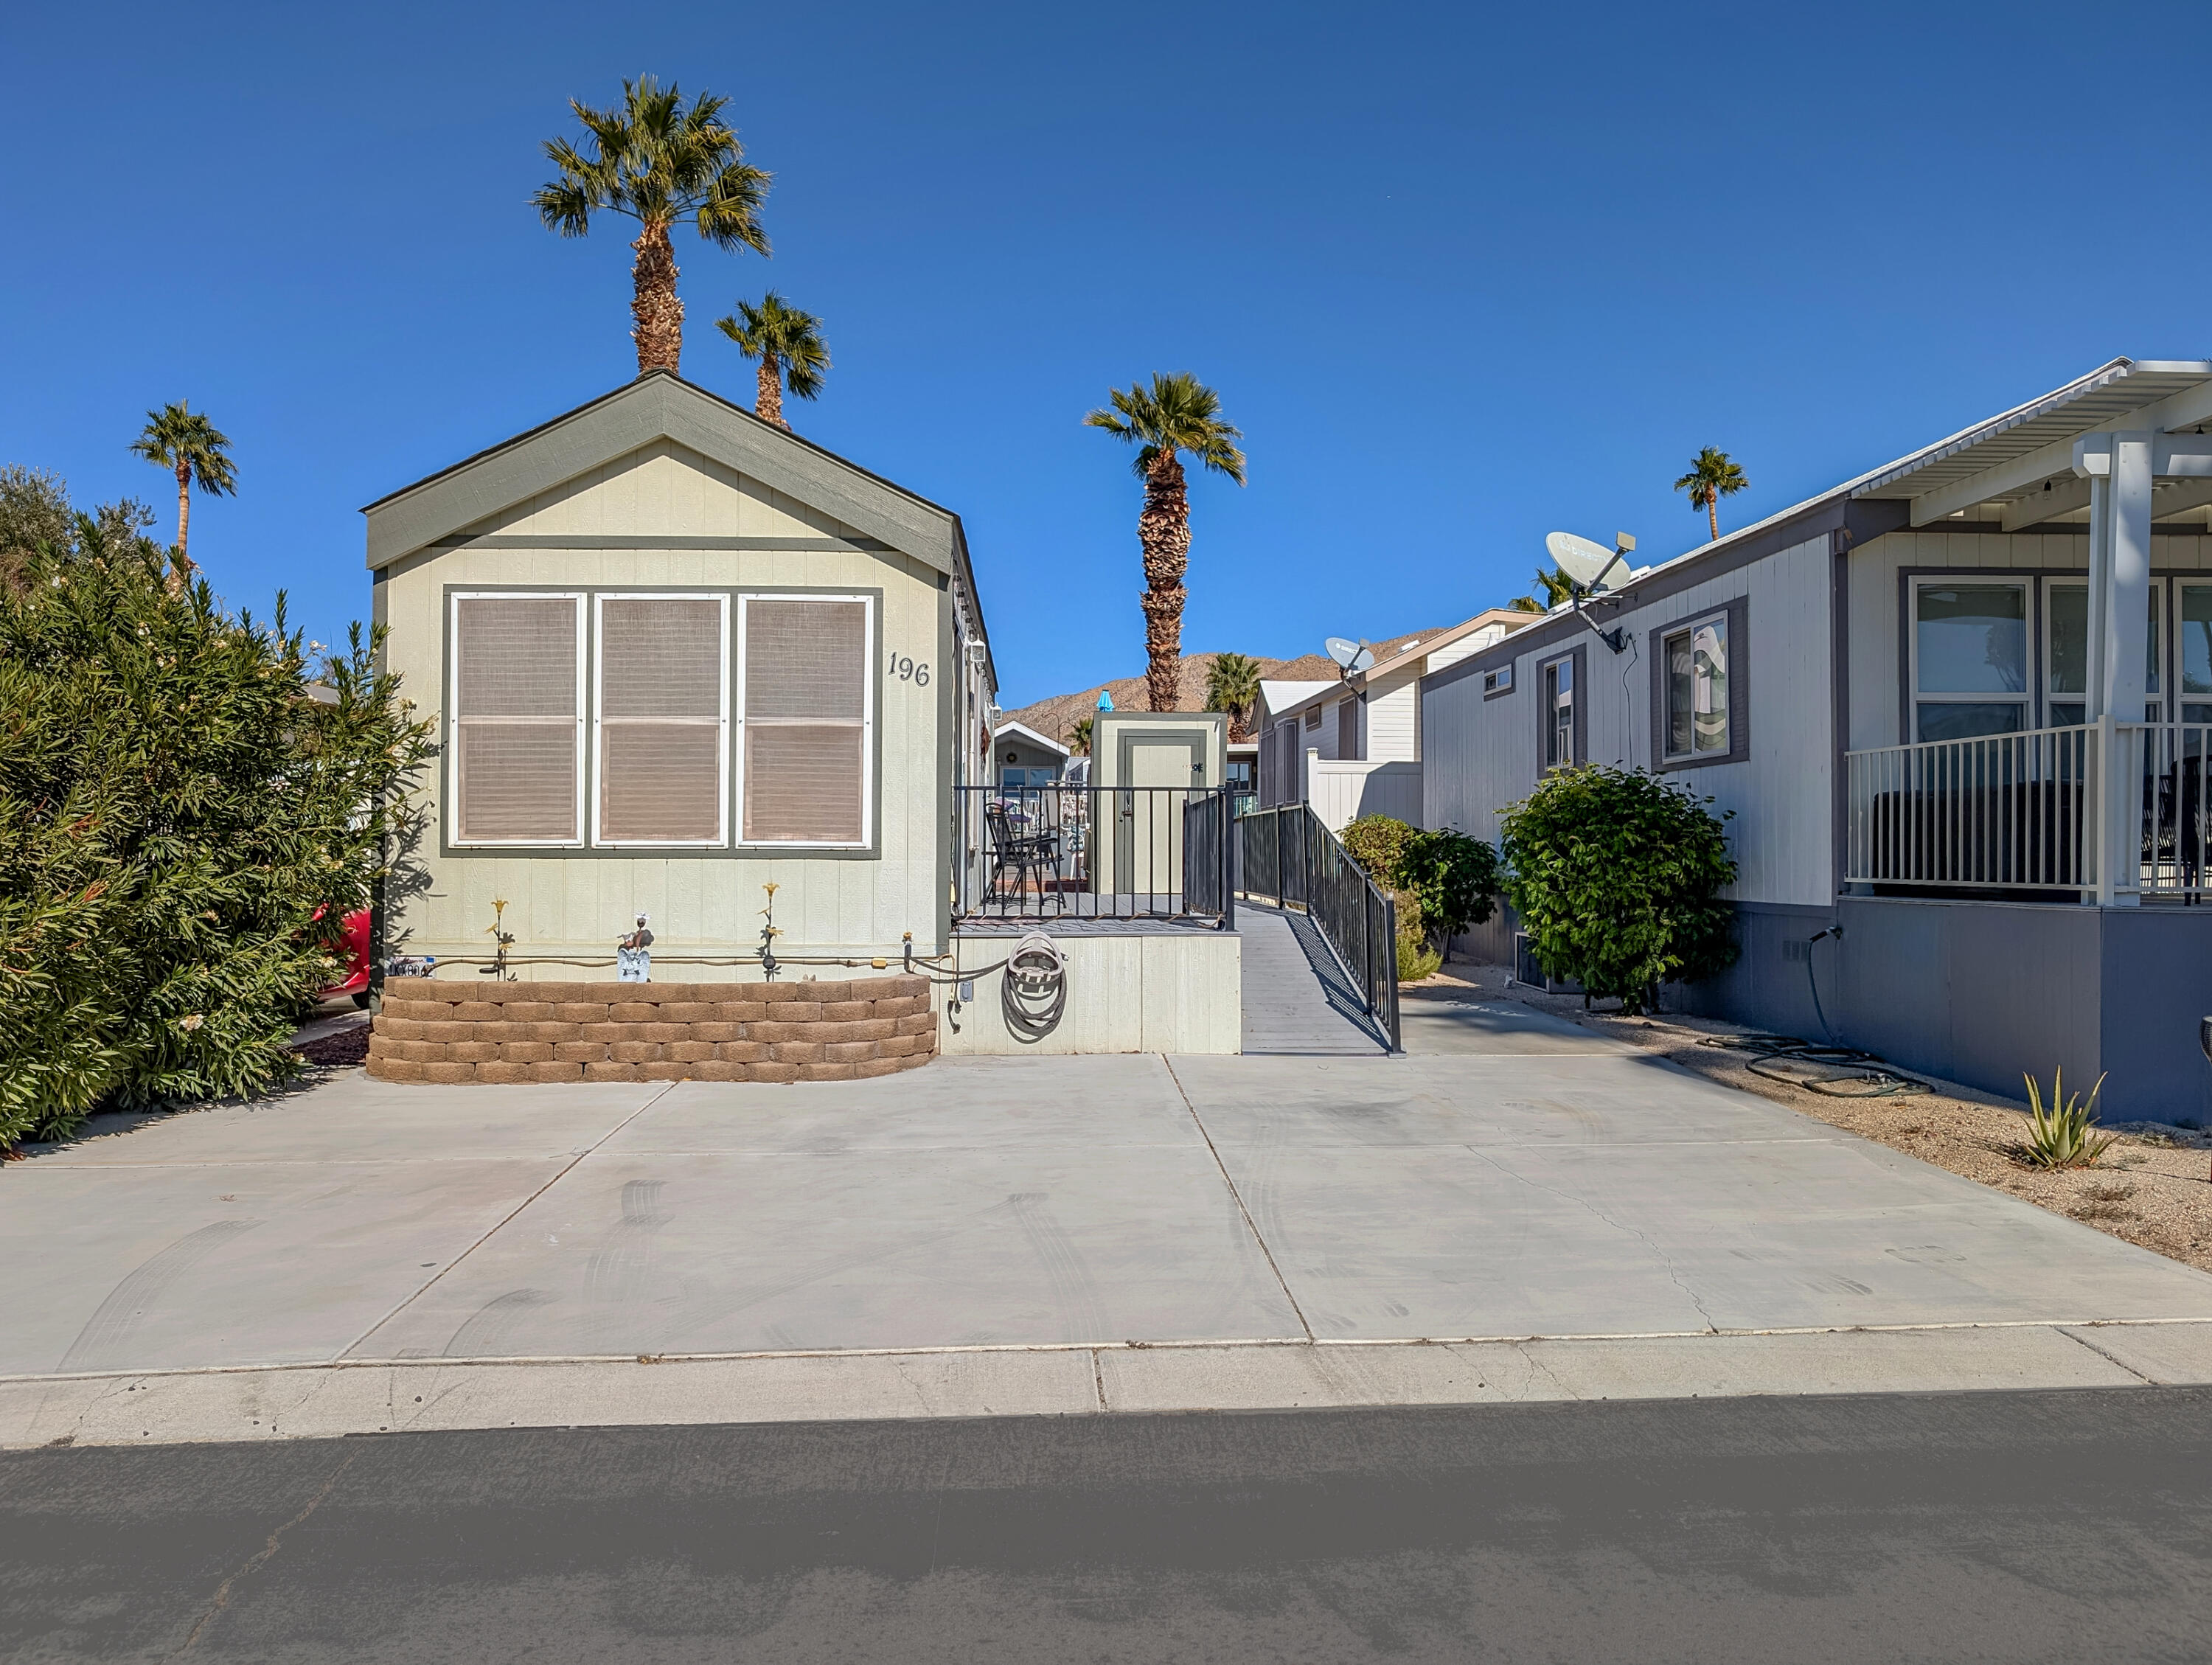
[887,652,931,687]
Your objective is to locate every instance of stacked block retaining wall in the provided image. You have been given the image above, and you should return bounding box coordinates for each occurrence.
[367,976,937,1085]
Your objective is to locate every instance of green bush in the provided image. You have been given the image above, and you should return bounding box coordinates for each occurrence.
[0,518,434,1148]
[1498,764,1736,1015]
[1340,814,1499,946]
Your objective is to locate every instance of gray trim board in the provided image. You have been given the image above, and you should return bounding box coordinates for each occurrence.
[1648,595,1750,772]
[1831,528,1850,899]
[435,582,889,863]
[430,535,897,553]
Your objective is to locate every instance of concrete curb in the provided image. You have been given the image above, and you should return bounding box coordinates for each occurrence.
[7,1322,2212,1450]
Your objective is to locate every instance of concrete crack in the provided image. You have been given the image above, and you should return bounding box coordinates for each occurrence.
[1470,1146,1720,1333]
[170,1450,356,1655]
[1506,1341,1582,1400]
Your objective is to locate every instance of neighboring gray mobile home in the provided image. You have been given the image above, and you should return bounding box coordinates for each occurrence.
[1424,358,2212,1121]
[366,371,996,981]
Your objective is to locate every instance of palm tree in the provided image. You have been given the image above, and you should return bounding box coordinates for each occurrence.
[128,401,235,589]
[1068,715,1093,757]
[1085,374,1247,712]
[1674,446,1748,542]
[1205,652,1263,738]
[715,291,829,428]
[534,76,771,376]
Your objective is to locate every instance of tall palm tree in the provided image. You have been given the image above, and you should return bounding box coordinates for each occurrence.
[534,76,771,376]
[1085,374,1246,712]
[1674,446,1748,542]
[715,291,829,428]
[128,401,235,589]
[1204,652,1263,738]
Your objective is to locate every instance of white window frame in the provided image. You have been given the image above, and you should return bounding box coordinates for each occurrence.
[448,590,586,849]
[1908,576,2029,742]
[734,591,877,850]
[2039,574,2163,728]
[1660,609,1731,762]
[591,591,731,849]
[1542,653,1576,771]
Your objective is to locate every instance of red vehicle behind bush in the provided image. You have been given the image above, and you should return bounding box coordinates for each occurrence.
[316,908,373,1006]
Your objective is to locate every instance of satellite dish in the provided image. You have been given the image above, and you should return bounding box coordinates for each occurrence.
[1545,532,1626,593]
[1325,636,1376,674]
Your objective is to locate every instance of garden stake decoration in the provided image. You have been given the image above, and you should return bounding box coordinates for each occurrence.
[481,899,515,981]
[758,882,782,980]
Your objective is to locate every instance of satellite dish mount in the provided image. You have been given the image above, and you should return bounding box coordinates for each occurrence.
[1543,531,1638,654]
[1324,636,1377,682]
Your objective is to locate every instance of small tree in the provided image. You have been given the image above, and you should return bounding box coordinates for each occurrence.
[1498,765,1736,1014]
[1204,652,1262,737]
[0,515,434,1149]
[1341,814,1500,948]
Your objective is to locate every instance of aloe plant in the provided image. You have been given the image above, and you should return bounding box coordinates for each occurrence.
[2018,1068,2115,1169]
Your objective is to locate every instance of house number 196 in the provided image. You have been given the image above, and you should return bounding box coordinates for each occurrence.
[888,652,931,686]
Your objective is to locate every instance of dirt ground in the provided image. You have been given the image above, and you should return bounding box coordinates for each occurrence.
[1423,960,2212,1276]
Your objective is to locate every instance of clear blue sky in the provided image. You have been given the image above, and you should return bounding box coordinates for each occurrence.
[5,1,2207,707]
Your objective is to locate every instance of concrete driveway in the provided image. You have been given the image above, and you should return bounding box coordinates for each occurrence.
[11,1001,2212,1441]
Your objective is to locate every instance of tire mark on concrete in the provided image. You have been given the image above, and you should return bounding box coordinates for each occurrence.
[442,1288,555,1358]
[1007,1192,1113,1344]
[59,1220,261,1373]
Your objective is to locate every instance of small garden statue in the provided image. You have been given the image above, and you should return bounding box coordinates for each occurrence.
[616,913,654,982]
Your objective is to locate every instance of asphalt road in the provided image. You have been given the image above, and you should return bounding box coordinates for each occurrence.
[7,1387,2211,1664]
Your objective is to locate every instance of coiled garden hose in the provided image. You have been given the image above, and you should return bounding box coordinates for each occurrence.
[1699,1033,1930,1098]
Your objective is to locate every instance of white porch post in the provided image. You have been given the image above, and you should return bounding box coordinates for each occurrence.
[2079,431,2155,905]
[2103,432,2155,722]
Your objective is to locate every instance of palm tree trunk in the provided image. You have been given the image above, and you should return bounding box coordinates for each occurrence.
[1707,498,1719,542]
[755,355,785,428]
[1138,448,1190,712]
[170,459,192,593]
[630,222,684,375]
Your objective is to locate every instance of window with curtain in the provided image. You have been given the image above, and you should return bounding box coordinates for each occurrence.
[595,595,727,844]
[451,594,584,844]
[1663,612,1729,759]
[740,596,872,844]
[2046,580,2163,727]
[1913,583,2025,741]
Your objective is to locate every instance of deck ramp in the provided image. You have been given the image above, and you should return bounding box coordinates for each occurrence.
[1237,903,1389,1054]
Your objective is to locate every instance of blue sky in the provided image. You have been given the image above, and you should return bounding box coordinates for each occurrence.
[5,1,2208,706]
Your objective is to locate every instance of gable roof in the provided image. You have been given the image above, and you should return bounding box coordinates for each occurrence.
[992,720,1070,758]
[361,369,985,597]
[1257,678,1340,721]
[1351,607,1535,688]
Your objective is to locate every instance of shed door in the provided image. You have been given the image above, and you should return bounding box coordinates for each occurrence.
[1113,734,1203,898]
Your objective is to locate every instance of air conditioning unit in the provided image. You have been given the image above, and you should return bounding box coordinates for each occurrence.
[1512,931,1582,995]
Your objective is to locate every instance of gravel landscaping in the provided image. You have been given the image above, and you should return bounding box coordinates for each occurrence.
[1421,962,2212,1276]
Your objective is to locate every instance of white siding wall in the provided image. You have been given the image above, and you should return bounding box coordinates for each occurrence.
[1423,534,1834,907]
[1360,665,1422,762]
[380,440,952,978]
[1846,529,2212,751]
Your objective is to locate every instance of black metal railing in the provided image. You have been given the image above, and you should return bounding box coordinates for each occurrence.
[954,785,1234,925]
[1237,802,1400,1049]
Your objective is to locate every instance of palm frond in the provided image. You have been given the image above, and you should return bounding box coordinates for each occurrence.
[535,75,771,248]
[1086,373,1246,483]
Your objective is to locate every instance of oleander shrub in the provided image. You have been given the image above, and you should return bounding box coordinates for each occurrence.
[1498,764,1736,1015]
[0,518,434,1149]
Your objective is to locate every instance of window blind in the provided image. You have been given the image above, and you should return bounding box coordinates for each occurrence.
[453,595,582,843]
[741,597,871,844]
[597,596,727,844]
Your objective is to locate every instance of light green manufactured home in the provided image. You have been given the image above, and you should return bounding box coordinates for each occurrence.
[365,371,996,982]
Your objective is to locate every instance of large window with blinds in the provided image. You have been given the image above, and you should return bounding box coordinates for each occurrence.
[448,588,875,851]
[594,594,728,845]
[450,594,585,845]
[738,594,874,846]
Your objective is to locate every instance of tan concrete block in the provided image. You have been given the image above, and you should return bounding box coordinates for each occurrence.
[712,1001,765,1025]
[474,1062,535,1085]
[769,1040,824,1064]
[779,1002,824,1024]
[554,1003,609,1025]
[394,1039,453,1063]
[714,1040,767,1063]
[380,977,441,999]
[608,1040,663,1065]
[378,999,451,1025]
[877,1033,924,1058]
[668,1041,717,1063]
[747,1021,811,1044]
[503,1001,555,1023]
[660,1002,718,1024]
[821,1000,872,1023]
[609,1002,659,1023]
[823,1040,880,1064]
[749,1061,800,1083]
[756,983,801,1004]
[895,1012,938,1036]
[527,1023,579,1043]
[420,1062,480,1085]
[873,993,928,1020]
[640,1062,692,1082]
[499,1041,554,1064]
[472,1022,529,1043]
[372,1016,434,1042]
[690,1022,742,1043]
[448,1041,501,1065]
[584,1061,641,1082]
[553,1040,605,1063]
[579,1023,627,1043]
[798,1062,858,1082]
[687,1061,749,1082]
[639,1022,686,1045]
[849,976,919,1002]
[851,1056,908,1080]
[843,1018,898,1043]
[526,1061,583,1082]
[366,1058,423,1083]
[450,1001,502,1023]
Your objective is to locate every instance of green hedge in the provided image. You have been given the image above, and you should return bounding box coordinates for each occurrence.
[0,520,433,1148]
[1340,815,1500,956]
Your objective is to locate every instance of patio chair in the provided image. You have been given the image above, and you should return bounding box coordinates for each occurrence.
[985,801,1059,904]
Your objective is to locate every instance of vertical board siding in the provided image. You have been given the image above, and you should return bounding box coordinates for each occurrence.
[1422,534,1834,906]
[384,445,946,977]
